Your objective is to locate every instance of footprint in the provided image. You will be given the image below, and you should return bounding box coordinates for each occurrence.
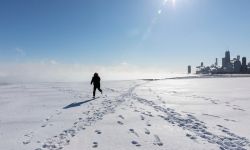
[95,130,102,134]
[146,121,151,127]
[118,115,125,119]
[56,110,62,115]
[92,142,98,148]
[186,133,197,140]
[41,115,54,128]
[142,111,153,117]
[217,125,224,128]
[153,135,163,146]
[233,108,245,111]
[202,113,220,118]
[144,128,150,135]
[77,126,86,131]
[224,119,236,122]
[23,132,33,145]
[23,141,30,145]
[140,115,145,120]
[63,129,76,137]
[117,121,124,125]
[129,129,139,137]
[131,140,141,147]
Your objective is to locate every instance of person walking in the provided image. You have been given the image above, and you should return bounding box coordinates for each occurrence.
[91,73,102,98]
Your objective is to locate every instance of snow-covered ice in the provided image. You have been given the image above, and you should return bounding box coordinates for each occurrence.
[0,77,250,150]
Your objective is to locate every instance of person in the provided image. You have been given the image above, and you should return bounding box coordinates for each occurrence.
[91,73,102,98]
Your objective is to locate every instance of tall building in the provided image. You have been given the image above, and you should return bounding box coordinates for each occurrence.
[195,50,250,74]
[215,58,218,66]
[222,58,225,68]
[234,60,241,73]
[242,57,247,66]
[248,63,250,73]
[188,65,191,74]
[225,51,231,66]
[241,57,247,73]
[223,51,234,72]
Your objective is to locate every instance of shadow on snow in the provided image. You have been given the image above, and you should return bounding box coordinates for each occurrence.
[63,97,99,109]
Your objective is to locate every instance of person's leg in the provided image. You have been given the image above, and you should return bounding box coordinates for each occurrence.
[93,86,96,98]
[98,87,102,94]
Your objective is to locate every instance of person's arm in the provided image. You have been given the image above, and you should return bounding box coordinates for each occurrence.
[90,77,93,85]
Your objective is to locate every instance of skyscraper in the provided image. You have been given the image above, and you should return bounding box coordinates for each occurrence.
[225,51,231,66]
[188,65,191,74]
[234,60,241,73]
[242,57,247,66]
[241,57,247,73]
[222,58,225,68]
[215,58,218,66]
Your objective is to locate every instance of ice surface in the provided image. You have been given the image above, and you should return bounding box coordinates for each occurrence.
[0,78,250,150]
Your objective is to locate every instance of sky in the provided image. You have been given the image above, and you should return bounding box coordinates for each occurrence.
[0,0,250,82]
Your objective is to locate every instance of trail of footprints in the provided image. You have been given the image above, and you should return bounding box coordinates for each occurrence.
[159,88,247,113]
[115,113,164,148]
[186,94,246,112]
[22,96,117,150]
[39,107,103,149]
[23,109,62,146]
[22,84,249,149]
[24,84,143,150]
[132,94,250,150]
[160,89,245,123]
[22,85,88,147]
[91,130,102,148]
[149,88,245,121]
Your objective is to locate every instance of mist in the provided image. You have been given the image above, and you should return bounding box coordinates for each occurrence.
[0,62,182,83]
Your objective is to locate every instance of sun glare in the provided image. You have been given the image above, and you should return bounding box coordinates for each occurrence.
[163,0,176,7]
[172,0,176,7]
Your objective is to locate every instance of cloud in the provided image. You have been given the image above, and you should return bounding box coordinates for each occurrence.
[0,62,177,82]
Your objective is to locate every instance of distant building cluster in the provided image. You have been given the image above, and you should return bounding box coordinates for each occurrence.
[196,51,250,74]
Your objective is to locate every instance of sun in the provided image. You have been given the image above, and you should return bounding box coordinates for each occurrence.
[163,0,176,7]
[172,0,176,6]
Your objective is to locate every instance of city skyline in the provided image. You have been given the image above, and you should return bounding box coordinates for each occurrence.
[196,50,250,74]
[1,0,250,81]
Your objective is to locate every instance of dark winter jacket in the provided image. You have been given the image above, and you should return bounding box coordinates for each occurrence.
[91,76,101,87]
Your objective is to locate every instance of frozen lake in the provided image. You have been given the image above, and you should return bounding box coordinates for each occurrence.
[0,77,250,150]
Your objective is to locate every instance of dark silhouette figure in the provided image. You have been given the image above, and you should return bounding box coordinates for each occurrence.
[91,73,102,98]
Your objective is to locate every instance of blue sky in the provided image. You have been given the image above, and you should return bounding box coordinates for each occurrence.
[1,0,250,81]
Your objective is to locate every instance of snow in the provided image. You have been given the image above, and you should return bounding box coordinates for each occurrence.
[0,77,250,150]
